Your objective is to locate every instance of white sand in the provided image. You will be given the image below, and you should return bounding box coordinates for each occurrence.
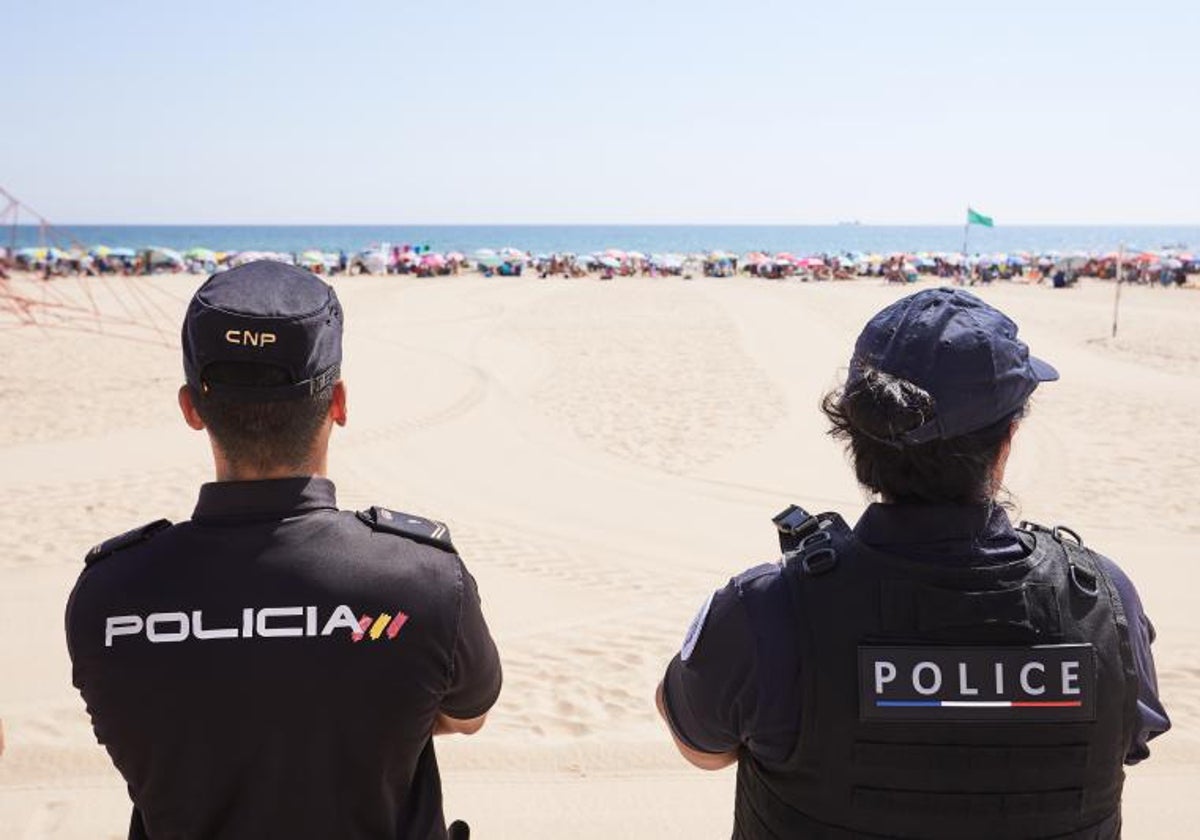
[1,272,1197,837]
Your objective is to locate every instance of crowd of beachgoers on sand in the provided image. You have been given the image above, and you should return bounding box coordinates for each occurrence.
[3,242,1196,288]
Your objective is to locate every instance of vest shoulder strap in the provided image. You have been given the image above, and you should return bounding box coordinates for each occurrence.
[777,509,850,577]
[85,519,172,567]
[356,506,455,553]
[1049,525,1142,765]
[1020,520,1103,597]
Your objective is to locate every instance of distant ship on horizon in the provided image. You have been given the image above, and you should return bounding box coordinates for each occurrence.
[837,220,862,226]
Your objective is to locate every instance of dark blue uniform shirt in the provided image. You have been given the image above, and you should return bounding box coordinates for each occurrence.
[67,477,502,840]
[662,503,1170,766]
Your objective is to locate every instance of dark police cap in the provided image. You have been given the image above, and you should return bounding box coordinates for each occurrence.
[849,287,1057,445]
[182,260,343,401]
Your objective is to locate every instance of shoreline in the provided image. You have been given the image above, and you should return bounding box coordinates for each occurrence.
[4,222,1196,262]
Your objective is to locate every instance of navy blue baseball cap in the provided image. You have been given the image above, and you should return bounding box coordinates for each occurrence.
[848,287,1057,445]
[182,260,343,401]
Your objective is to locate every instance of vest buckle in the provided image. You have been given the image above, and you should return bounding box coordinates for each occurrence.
[799,530,838,575]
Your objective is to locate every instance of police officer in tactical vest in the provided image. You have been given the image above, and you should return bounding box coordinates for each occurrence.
[66,261,500,839]
[656,287,1169,839]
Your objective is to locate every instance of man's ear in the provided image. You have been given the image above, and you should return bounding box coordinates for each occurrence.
[330,381,348,427]
[178,385,206,431]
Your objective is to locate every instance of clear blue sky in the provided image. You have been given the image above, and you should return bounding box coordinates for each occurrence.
[6,0,1197,224]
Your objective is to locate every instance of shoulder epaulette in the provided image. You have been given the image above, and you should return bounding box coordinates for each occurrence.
[85,519,172,567]
[356,506,455,553]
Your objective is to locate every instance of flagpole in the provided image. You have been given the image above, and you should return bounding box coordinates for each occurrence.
[962,208,970,284]
[1112,243,1124,338]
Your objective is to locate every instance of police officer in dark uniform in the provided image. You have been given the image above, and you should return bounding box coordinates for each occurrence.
[66,260,501,839]
[657,287,1169,839]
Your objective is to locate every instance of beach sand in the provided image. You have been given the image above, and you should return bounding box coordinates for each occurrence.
[1,271,1196,837]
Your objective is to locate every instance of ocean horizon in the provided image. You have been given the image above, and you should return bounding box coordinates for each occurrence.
[6,224,1198,256]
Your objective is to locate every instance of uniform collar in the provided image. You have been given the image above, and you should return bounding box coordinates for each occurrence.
[852,502,1026,564]
[192,476,338,522]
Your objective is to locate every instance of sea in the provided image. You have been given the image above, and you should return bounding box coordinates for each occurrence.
[6,224,1198,256]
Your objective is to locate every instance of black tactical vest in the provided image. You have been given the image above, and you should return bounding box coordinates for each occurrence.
[734,511,1139,840]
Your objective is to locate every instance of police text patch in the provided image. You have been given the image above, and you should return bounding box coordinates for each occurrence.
[858,644,1096,722]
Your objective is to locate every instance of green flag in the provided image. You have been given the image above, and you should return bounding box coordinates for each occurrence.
[967,207,994,227]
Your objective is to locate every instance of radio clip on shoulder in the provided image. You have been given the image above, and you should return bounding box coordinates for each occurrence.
[774,504,820,555]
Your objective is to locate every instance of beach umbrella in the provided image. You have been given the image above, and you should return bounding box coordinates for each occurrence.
[499,246,525,260]
[147,247,184,266]
[232,250,290,267]
[1055,256,1089,272]
[299,250,326,267]
[603,248,626,260]
[473,248,501,266]
[358,249,388,274]
[626,250,646,261]
[185,247,218,262]
[21,246,69,260]
[420,253,446,267]
[91,245,112,257]
[1105,251,1142,264]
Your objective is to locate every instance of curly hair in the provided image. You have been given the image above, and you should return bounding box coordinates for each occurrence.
[821,365,1024,504]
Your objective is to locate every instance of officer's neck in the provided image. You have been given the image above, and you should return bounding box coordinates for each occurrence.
[211,448,329,483]
[214,464,328,482]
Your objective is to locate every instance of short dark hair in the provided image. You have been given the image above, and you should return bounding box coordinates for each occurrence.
[821,366,1023,505]
[192,362,335,471]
